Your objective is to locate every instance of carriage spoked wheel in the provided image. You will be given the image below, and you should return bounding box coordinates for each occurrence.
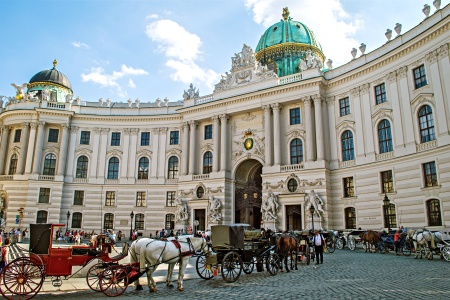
[266,253,279,276]
[288,250,298,270]
[242,257,256,274]
[327,241,335,254]
[195,255,214,279]
[441,246,450,262]
[0,257,44,300]
[221,251,243,283]
[348,237,356,251]
[86,262,107,292]
[402,241,412,256]
[306,245,311,265]
[335,238,344,250]
[99,265,129,297]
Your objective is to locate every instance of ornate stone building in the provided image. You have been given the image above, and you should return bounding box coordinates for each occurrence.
[0,6,449,236]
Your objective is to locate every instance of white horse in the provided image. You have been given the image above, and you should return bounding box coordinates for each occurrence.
[409,229,442,260]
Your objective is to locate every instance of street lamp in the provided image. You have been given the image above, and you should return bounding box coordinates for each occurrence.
[309,206,315,232]
[383,193,391,230]
[193,220,199,236]
[129,211,134,240]
[66,211,71,229]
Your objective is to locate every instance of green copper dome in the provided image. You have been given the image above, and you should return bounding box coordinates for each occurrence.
[29,59,72,91]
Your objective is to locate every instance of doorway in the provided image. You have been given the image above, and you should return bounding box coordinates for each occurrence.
[194,209,206,232]
[285,205,302,231]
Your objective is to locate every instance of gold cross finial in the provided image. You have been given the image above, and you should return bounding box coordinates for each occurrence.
[282,7,290,20]
[53,59,58,69]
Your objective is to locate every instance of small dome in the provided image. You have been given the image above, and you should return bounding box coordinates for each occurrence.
[29,59,72,91]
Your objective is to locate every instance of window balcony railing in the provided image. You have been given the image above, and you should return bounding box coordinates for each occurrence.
[0,175,13,181]
[193,174,210,181]
[166,178,179,184]
[73,178,88,183]
[416,140,437,152]
[375,151,394,162]
[38,175,55,181]
[105,179,120,185]
[281,163,304,172]
[339,160,356,169]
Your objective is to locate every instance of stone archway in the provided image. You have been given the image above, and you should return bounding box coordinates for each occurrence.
[234,159,263,229]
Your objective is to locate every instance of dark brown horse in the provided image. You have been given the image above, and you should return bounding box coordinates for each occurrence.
[360,230,382,253]
[277,234,298,272]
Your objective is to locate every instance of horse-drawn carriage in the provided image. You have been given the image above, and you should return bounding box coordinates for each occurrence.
[195,224,279,283]
[0,223,128,300]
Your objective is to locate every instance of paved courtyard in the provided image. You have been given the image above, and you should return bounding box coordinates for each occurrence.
[11,248,450,300]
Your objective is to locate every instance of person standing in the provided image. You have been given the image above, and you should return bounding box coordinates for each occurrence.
[0,238,12,273]
[394,230,401,255]
[313,230,325,265]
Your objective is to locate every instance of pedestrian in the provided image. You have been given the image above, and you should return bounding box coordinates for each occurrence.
[155,231,159,240]
[74,232,81,245]
[0,238,12,273]
[394,230,401,255]
[312,230,325,265]
[400,226,406,234]
[117,230,122,241]
[0,230,3,246]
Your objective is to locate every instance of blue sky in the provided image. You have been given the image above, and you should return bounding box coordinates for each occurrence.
[1,0,448,103]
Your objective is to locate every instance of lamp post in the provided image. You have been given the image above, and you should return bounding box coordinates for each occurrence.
[383,193,391,230]
[309,206,315,232]
[66,211,71,229]
[193,220,199,236]
[129,211,134,241]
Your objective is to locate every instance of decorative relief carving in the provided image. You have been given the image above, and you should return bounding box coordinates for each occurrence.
[136,149,153,156]
[75,147,93,155]
[123,128,131,135]
[242,112,257,122]
[387,71,397,83]
[152,128,160,134]
[326,97,335,106]
[411,59,424,68]
[437,43,449,59]
[396,66,408,79]
[350,87,360,97]
[70,126,79,133]
[180,189,194,196]
[425,50,438,64]
[312,94,323,104]
[130,128,139,135]
[201,143,213,152]
[372,78,384,86]
[263,181,284,190]
[262,105,271,112]
[101,128,110,133]
[93,127,101,134]
[106,149,123,156]
[372,108,393,125]
[159,127,168,134]
[359,83,370,95]
[166,148,182,157]
[285,129,305,139]
[270,103,282,110]
[335,120,355,133]
[211,115,220,122]
[30,123,39,129]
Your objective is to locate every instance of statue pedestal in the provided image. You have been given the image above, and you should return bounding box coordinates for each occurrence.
[308,216,323,231]
[263,220,276,231]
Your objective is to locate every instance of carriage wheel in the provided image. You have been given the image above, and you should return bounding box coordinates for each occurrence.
[0,257,44,300]
[86,263,106,292]
[266,253,279,276]
[378,242,386,254]
[99,265,129,297]
[348,237,356,250]
[306,245,311,265]
[221,251,242,283]
[242,257,255,274]
[289,250,298,270]
[327,241,335,254]
[442,246,450,262]
[195,255,214,279]
[402,241,412,256]
[335,238,344,250]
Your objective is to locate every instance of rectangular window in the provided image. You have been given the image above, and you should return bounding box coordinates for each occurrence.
[71,213,82,228]
[135,214,144,230]
[74,190,84,206]
[38,188,50,203]
[14,129,22,143]
[374,83,387,105]
[48,128,59,143]
[166,191,176,207]
[381,170,394,193]
[204,125,213,140]
[105,191,116,206]
[423,161,438,187]
[141,132,150,146]
[170,131,179,145]
[111,132,121,146]
[136,191,146,207]
[343,177,355,198]
[339,97,350,116]
[289,108,301,125]
[413,65,427,89]
[80,131,91,145]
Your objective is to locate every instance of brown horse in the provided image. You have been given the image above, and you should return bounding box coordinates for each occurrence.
[359,230,382,253]
[277,234,298,272]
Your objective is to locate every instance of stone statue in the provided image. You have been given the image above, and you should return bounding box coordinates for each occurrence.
[208,196,222,221]
[175,200,189,222]
[305,190,325,218]
[299,50,323,71]
[182,83,199,100]
[26,90,39,101]
[65,93,73,103]
[261,189,279,221]
[41,87,50,101]
[11,83,28,100]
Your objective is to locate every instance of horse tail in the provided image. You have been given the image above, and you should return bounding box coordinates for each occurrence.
[430,232,435,249]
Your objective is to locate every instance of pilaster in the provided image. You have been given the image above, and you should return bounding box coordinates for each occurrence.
[181,123,189,176]
[262,105,272,166]
[188,121,197,175]
[220,114,229,172]
[271,103,282,165]
[17,123,30,175]
[212,116,220,172]
[31,122,46,175]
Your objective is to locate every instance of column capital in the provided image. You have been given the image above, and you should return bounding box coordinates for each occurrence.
[30,122,39,129]
[123,128,132,135]
[188,120,198,127]
[386,71,397,83]
[312,94,324,103]
[437,43,449,59]
[262,105,271,111]
[159,127,168,134]
[270,103,282,111]
[130,128,139,135]
[21,122,30,128]
[61,123,70,130]
[101,128,110,133]
[326,96,335,106]
[302,96,311,105]
[70,126,79,133]
[37,121,46,127]
[219,114,229,123]
[0,125,8,130]
[182,122,189,129]
[350,87,360,97]
[396,66,408,79]
[211,115,220,122]
[425,50,438,64]
[93,127,101,134]
[359,83,370,95]
[152,128,160,135]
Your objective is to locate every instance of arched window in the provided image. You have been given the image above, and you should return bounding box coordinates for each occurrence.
[167,156,179,179]
[43,153,57,175]
[203,151,213,174]
[76,155,89,178]
[341,130,355,161]
[418,105,435,143]
[107,157,119,179]
[36,210,48,224]
[290,138,303,164]
[138,157,149,179]
[135,213,144,230]
[104,213,114,229]
[426,199,442,226]
[72,212,82,228]
[378,119,393,154]
[8,154,18,175]
[165,214,175,230]
[344,207,356,229]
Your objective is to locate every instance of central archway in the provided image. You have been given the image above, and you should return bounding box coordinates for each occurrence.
[234,159,263,228]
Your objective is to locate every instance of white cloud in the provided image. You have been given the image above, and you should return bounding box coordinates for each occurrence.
[72,41,90,49]
[146,14,159,19]
[128,79,136,88]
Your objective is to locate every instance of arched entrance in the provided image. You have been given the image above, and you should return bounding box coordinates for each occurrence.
[234,159,263,229]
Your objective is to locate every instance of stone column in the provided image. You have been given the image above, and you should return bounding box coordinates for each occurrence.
[32,122,46,174]
[0,126,10,174]
[220,114,228,172]
[65,126,78,178]
[326,97,338,163]
[303,97,314,162]
[121,129,131,179]
[351,87,365,159]
[17,123,30,174]
[157,128,168,178]
[360,85,375,156]
[271,103,282,165]
[188,121,197,175]
[313,95,324,161]
[212,115,220,172]
[56,124,70,176]
[437,44,450,132]
[396,66,415,147]
[263,105,272,166]
[90,128,101,178]
[97,128,109,179]
[150,128,159,178]
[387,71,405,148]
[181,122,189,176]
[24,123,37,174]
[127,129,139,179]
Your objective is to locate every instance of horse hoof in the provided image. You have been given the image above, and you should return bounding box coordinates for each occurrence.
[167,283,174,288]
[150,287,157,293]
[178,287,184,291]
[136,285,143,291]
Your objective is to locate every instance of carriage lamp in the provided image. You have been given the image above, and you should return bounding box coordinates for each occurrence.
[309,206,315,232]
[383,193,391,230]
[130,211,134,241]
[66,211,71,229]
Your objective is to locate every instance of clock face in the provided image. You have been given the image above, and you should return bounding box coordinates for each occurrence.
[244,138,253,150]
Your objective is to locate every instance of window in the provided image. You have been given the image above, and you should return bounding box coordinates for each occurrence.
[104,213,114,230]
[36,210,48,224]
[165,214,175,230]
[80,131,90,145]
[196,186,205,198]
[135,213,144,230]
[76,155,89,178]
[38,188,50,203]
[169,131,179,145]
[341,130,355,161]
[287,179,298,192]
[423,161,438,187]
[426,199,442,226]
[48,128,59,143]
[289,108,301,125]
[203,151,213,174]
[204,125,212,140]
[345,207,356,229]
[107,157,119,179]
[8,154,18,175]
[138,157,149,179]
[111,132,121,146]
[384,203,397,228]
[378,119,393,154]
[375,83,387,105]
[136,191,146,207]
[167,156,179,179]
[418,105,435,143]
[166,191,176,207]
[43,153,57,175]
[74,190,84,206]
[290,138,303,164]
[72,212,82,228]
[343,177,354,198]
[339,97,350,116]
[413,65,427,89]
[141,132,150,146]
[14,129,21,143]
[105,191,116,206]
[381,170,394,193]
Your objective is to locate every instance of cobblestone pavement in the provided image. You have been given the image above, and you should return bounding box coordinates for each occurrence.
[21,249,450,300]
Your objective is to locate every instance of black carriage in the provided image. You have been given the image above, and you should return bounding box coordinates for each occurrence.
[292,230,314,265]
